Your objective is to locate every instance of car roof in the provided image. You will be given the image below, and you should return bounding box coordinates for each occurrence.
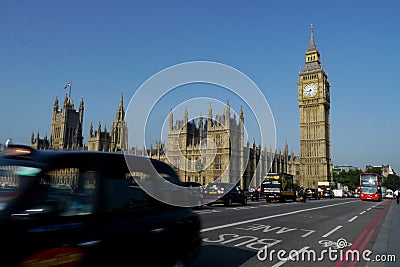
[0,145,173,175]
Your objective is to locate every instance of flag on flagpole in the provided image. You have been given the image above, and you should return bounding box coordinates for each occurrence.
[64,81,72,89]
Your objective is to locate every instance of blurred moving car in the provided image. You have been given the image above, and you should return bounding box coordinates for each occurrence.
[322,189,335,199]
[0,145,201,267]
[249,187,260,201]
[305,188,320,199]
[203,182,247,206]
[384,189,394,199]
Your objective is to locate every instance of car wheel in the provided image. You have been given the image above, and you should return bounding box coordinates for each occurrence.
[242,198,248,206]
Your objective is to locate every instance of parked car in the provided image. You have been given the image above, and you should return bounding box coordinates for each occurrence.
[181,181,204,208]
[0,144,201,267]
[305,188,320,199]
[203,182,248,206]
[322,189,335,199]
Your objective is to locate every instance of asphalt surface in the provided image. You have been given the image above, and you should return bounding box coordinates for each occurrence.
[190,197,396,267]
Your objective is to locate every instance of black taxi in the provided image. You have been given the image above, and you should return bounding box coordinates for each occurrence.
[0,144,201,266]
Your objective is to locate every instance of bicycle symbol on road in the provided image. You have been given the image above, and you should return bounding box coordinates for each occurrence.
[319,238,352,249]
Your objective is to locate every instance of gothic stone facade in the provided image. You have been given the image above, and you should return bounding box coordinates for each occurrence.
[145,103,300,190]
[30,93,127,153]
[88,93,128,152]
[46,94,84,150]
[298,26,333,187]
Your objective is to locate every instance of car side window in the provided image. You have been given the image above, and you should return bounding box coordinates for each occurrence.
[44,168,96,216]
[12,168,97,218]
[103,170,152,211]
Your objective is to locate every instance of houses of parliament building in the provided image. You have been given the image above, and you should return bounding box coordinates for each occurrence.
[29,26,332,189]
[30,92,300,190]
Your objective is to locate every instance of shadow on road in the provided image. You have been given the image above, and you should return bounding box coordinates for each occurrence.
[190,244,255,266]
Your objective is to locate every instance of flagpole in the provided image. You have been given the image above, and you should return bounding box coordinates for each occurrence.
[69,80,72,98]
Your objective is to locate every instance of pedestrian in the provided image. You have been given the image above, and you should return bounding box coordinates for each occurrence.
[299,187,306,203]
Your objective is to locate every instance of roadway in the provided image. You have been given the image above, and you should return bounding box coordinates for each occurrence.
[190,197,396,267]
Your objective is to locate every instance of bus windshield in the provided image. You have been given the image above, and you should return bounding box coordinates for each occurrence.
[361,186,377,194]
[360,174,378,186]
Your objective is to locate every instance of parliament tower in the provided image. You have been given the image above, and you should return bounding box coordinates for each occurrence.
[298,25,332,187]
[49,94,84,150]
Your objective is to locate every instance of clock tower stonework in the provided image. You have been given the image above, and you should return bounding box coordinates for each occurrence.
[298,25,332,187]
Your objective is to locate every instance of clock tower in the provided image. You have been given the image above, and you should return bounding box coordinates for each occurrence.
[298,25,332,187]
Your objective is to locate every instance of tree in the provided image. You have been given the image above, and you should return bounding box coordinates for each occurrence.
[365,166,382,176]
[333,169,361,191]
[383,174,400,190]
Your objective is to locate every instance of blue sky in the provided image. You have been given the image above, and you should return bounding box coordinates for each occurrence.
[1,1,399,172]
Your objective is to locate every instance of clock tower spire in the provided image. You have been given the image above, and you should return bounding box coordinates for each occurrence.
[298,25,332,187]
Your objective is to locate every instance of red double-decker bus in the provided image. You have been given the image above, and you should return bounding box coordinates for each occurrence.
[360,172,382,201]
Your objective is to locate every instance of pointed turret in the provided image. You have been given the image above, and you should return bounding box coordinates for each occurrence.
[53,96,59,111]
[89,122,93,137]
[79,97,84,123]
[184,106,188,123]
[307,24,317,52]
[199,111,203,142]
[207,103,213,127]
[116,92,125,121]
[224,101,230,129]
[301,24,322,73]
[169,109,173,131]
[284,141,289,156]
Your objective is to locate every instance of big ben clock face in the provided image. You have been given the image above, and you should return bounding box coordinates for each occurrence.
[303,83,318,98]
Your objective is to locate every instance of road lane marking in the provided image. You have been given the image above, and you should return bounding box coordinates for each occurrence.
[322,226,343,238]
[359,211,366,215]
[300,229,315,237]
[196,209,221,214]
[200,200,358,233]
[334,200,391,267]
[271,246,310,267]
[348,216,358,222]
[367,208,371,211]
[228,206,258,211]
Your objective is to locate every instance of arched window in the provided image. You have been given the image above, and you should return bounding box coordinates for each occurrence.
[214,155,222,170]
[188,158,192,171]
[216,135,221,146]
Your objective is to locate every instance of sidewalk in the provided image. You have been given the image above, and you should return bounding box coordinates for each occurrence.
[367,199,400,267]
